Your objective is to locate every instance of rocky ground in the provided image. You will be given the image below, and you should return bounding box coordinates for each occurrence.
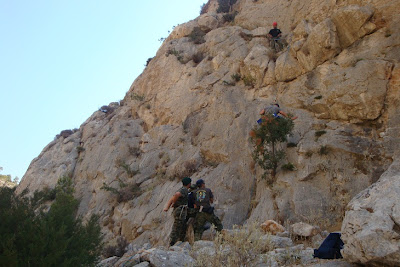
[98,222,355,267]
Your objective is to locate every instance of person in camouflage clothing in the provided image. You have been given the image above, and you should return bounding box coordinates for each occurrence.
[163,177,192,246]
[193,179,223,241]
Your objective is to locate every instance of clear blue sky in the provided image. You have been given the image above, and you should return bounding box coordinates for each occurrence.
[0,0,207,180]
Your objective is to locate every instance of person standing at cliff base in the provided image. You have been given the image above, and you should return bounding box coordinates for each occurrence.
[163,177,192,246]
[193,179,223,241]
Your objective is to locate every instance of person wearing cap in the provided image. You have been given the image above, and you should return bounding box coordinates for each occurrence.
[163,177,192,246]
[259,103,297,120]
[193,179,223,241]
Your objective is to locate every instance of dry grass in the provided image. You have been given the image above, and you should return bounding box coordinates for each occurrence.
[193,223,272,267]
[242,75,256,87]
[102,236,128,258]
[183,160,197,174]
[188,27,206,44]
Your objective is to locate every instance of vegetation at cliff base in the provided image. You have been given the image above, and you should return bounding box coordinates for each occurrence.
[0,176,103,266]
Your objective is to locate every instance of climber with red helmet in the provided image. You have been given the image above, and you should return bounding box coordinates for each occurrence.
[268,22,282,38]
[268,22,283,52]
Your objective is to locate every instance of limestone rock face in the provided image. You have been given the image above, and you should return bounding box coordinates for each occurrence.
[331,5,375,48]
[140,248,194,267]
[17,129,81,194]
[198,14,220,32]
[275,50,303,82]
[296,18,341,72]
[17,1,400,260]
[297,59,392,122]
[341,160,400,266]
[241,44,273,87]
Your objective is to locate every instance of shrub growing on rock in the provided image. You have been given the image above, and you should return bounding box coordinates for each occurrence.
[250,113,294,183]
[103,236,128,258]
[188,27,206,44]
[222,11,238,23]
[217,0,237,13]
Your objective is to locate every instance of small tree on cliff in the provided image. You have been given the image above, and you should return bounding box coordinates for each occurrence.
[250,113,294,184]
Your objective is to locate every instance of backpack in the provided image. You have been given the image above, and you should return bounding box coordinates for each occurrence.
[194,189,213,213]
[313,233,344,259]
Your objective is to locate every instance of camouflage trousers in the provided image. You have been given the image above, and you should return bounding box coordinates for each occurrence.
[169,206,188,246]
[194,211,223,241]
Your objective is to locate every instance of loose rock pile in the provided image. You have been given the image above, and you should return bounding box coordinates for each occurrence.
[99,221,354,267]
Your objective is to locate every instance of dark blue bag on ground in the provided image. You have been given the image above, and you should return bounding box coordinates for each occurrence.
[314,233,344,259]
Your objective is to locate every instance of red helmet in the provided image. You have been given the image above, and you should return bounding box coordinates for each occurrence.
[273,22,278,26]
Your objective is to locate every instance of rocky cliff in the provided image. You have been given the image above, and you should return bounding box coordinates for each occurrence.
[17,0,400,264]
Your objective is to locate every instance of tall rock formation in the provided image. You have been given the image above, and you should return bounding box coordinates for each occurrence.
[17,0,400,263]
[341,159,400,266]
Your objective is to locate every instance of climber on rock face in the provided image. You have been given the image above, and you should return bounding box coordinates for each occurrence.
[268,22,282,39]
[250,103,298,148]
[268,22,283,51]
[258,103,298,123]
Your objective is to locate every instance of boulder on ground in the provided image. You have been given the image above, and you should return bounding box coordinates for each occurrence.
[260,220,285,235]
[291,222,320,237]
[341,160,400,266]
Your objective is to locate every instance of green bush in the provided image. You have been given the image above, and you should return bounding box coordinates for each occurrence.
[0,177,103,266]
[250,114,295,183]
[231,73,241,82]
[166,48,184,63]
[281,162,295,171]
